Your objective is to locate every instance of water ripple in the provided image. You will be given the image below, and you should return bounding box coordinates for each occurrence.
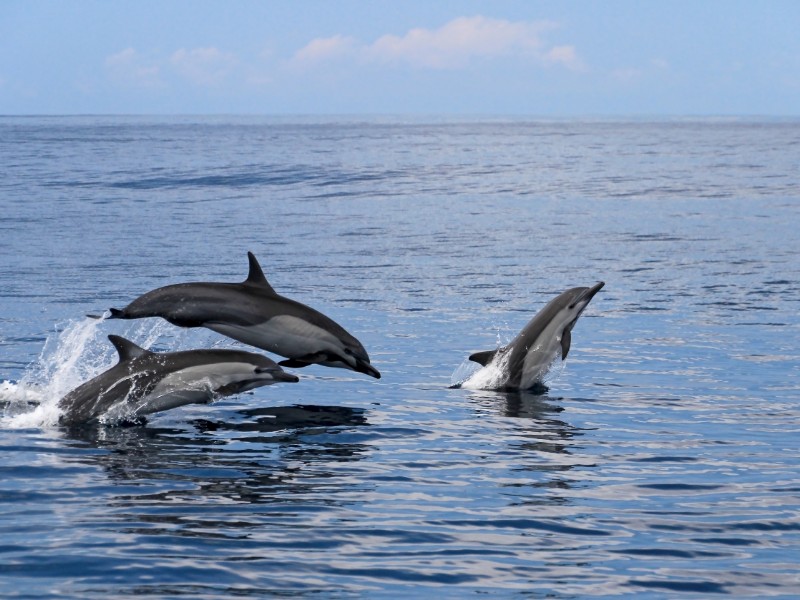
[1,117,800,598]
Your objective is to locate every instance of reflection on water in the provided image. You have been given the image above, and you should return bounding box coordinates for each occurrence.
[193,404,369,434]
[2,118,800,597]
[62,404,372,507]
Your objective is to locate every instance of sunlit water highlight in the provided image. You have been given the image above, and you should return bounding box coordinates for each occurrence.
[1,116,799,598]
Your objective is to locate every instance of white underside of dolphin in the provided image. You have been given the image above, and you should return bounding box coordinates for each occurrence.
[207,315,350,370]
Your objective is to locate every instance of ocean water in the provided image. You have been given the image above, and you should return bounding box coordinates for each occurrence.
[1,115,799,598]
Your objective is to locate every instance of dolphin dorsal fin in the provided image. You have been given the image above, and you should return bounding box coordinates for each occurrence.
[469,349,502,367]
[108,335,151,362]
[244,251,277,294]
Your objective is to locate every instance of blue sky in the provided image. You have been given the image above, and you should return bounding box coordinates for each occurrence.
[1,1,798,115]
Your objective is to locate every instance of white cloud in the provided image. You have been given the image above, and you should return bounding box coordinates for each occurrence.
[285,16,579,73]
[170,47,238,86]
[104,48,162,88]
[543,45,583,71]
[292,35,357,67]
[368,16,556,69]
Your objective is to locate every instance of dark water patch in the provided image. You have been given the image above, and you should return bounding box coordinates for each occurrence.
[631,456,698,463]
[692,537,763,546]
[636,483,725,491]
[47,163,400,191]
[629,579,728,594]
[622,233,687,242]
[433,518,613,537]
[729,520,800,533]
[109,169,315,190]
[611,547,731,559]
[321,565,479,584]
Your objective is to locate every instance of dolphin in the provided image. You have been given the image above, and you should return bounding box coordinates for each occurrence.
[105,252,381,379]
[58,335,298,426]
[467,282,604,392]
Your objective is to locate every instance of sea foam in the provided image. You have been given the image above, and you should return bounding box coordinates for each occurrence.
[0,317,180,429]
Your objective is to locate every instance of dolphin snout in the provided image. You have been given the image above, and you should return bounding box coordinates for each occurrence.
[578,281,604,304]
[256,367,300,383]
[586,281,605,300]
[277,372,301,383]
[357,360,381,379]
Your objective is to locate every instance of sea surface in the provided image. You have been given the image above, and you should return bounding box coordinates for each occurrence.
[1,116,799,598]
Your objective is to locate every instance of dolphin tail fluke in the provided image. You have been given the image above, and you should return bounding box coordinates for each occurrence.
[108,308,126,319]
[469,349,501,366]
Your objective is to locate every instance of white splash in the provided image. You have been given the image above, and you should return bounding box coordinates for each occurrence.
[457,348,514,390]
[451,346,564,392]
[1,318,110,428]
[0,317,188,429]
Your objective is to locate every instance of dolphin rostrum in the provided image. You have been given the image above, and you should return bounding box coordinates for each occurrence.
[467,282,604,392]
[58,335,299,426]
[106,252,381,379]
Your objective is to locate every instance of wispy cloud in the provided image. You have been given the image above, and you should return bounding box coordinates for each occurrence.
[104,46,239,89]
[104,48,162,88]
[543,45,583,70]
[367,16,555,69]
[291,35,357,67]
[103,16,582,95]
[290,16,581,71]
[170,47,238,86]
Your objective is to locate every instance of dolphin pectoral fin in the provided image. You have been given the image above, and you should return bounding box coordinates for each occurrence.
[469,349,500,366]
[278,359,313,368]
[560,329,572,360]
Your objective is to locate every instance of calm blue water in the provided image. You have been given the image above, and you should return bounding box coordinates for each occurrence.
[1,116,799,598]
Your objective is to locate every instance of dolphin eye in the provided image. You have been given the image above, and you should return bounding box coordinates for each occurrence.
[344,348,353,355]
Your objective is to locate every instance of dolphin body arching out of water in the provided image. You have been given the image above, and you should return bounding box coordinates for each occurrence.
[105,252,381,379]
[58,335,298,426]
[466,282,604,392]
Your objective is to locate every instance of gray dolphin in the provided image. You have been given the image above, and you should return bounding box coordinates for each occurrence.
[106,252,381,379]
[59,335,298,426]
[467,282,604,391]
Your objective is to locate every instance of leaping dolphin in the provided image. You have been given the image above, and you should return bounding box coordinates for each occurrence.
[59,335,299,426]
[467,282,604,392]
[105,252,381,379]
